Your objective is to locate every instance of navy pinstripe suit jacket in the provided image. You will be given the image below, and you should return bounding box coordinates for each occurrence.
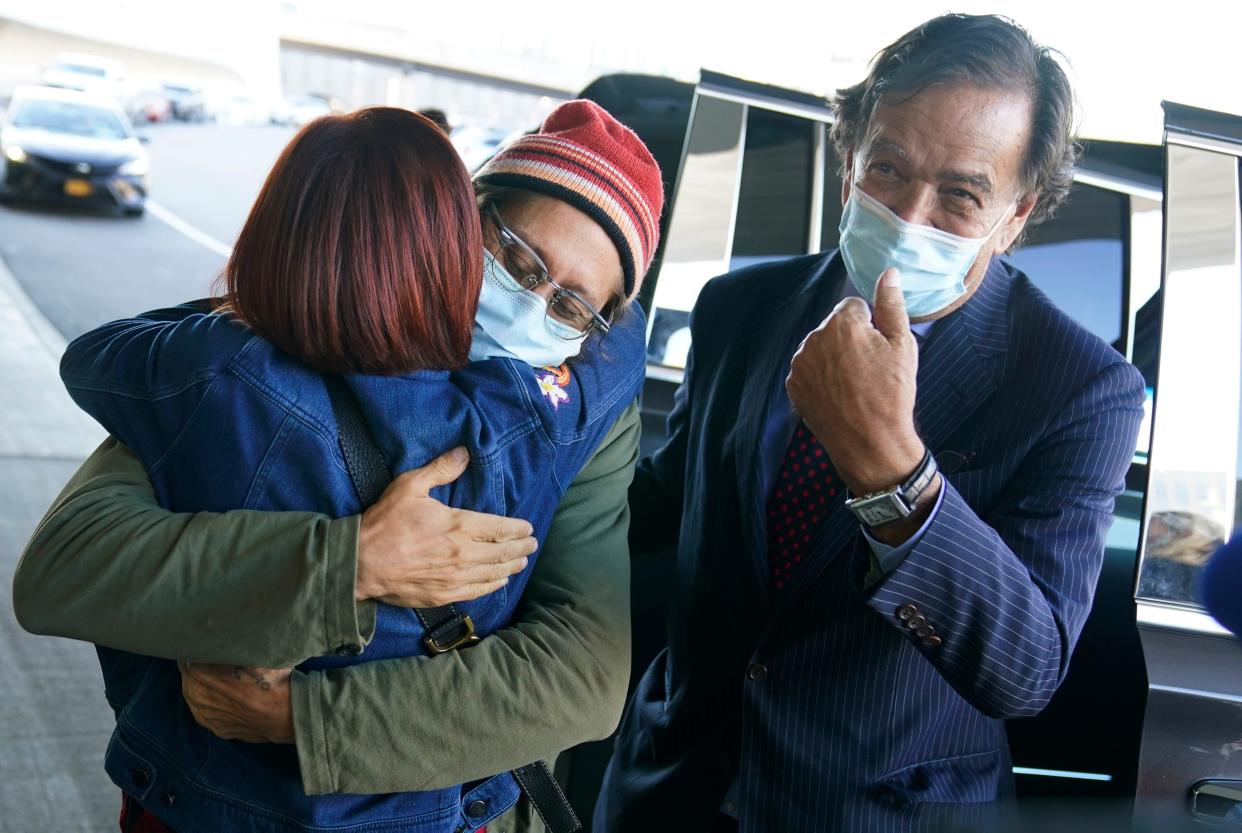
[595,251,1146,832]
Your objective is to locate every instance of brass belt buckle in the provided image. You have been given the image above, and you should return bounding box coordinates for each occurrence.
[423,615,481,654]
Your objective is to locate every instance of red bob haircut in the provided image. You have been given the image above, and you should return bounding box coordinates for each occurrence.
[221,107,482,375]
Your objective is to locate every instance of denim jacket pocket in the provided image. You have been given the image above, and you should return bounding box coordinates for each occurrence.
[870,749,1004,806]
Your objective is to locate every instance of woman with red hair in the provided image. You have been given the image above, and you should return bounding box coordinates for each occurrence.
[43,101,662,833]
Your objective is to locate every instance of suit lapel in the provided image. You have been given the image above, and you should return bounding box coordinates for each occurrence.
[733,256,846,598]
[910,259,1011,452]
[775,258,1014,605]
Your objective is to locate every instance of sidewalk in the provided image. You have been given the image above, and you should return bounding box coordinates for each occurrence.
[0,254,117,828]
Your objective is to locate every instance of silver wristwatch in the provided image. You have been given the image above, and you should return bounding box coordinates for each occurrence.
[844,449,939,528]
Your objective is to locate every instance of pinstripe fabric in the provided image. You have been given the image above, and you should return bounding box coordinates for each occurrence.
[597,251,1145,832]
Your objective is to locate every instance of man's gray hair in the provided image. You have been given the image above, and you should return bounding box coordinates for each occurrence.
[830,14,1079,245]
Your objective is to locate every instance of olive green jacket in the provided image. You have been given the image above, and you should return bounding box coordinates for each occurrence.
[13,403,639,803]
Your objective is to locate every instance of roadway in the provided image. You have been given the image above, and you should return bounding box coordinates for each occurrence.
[1,123,293,341]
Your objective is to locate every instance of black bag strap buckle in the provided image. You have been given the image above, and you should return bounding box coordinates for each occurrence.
[420,610,481,654]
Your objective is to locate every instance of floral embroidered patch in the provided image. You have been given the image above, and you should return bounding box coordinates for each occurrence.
[537,364,571,409]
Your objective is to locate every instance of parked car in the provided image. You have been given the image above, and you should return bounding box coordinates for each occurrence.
[0,85,149,216]
[270,92,336,126]
[204,88,272,127]
[535,72,1242,831]
[160,82,207,122]
[40,53,129,102]
[126,86,172,124]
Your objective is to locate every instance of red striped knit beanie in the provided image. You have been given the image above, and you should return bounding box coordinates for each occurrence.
[474,100,664,301]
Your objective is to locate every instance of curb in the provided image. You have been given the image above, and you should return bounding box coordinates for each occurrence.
[0,252,67,359]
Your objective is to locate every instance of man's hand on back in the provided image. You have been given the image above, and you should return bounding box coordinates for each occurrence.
[355,446,539,608]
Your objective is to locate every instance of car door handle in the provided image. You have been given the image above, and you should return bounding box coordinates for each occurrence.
[1191,780,1242,825]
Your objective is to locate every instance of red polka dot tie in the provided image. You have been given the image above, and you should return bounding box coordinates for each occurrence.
[766,421,845,591]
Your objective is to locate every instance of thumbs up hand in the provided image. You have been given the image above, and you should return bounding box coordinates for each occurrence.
[786,269,925,502]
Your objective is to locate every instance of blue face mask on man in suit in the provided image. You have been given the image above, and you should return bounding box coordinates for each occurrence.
[839,184,1013,319]
[469,249,585,367]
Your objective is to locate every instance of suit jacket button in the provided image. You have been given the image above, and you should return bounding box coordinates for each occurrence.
[162,789,176,808]
[896,603,918,622]
[130,768,150,788]
[922,635,943,648]
[906,614,927,630]
[466,800,488,818]
[915,626,933,639]
[747,663,768,682]
[335,644,361,657]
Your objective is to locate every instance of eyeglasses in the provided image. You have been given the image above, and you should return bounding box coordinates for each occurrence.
[486,203,613,340]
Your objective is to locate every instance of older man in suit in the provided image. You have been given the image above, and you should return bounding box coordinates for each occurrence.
[596,13,1146,833]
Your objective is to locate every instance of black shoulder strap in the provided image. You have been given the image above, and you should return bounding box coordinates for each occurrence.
[325,375,478,653]
[323,375,580,833]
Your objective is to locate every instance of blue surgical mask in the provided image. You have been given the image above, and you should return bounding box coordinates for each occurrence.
[469,249,584,366]
[838,185,1012,318]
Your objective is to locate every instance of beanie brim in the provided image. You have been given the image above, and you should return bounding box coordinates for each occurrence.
[475,170,638,301]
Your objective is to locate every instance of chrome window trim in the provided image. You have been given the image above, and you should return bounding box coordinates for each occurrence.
[645,364,687,385]
[807,121,826,254]
[1073,169,1163,202]
[1167,131,1242,158]
[694,83,833,125]
[1137,600,1234,637]
[1011,767,1114,782]
[1149,683,1242,704]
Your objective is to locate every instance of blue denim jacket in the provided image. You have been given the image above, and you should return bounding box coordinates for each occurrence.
[59,301,646,833]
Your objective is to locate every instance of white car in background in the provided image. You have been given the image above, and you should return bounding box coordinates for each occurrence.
[41,53,129,102]
[204,87,272,127]
[270,93,335,127]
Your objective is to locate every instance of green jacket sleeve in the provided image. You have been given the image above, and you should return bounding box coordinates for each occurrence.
[13,403,640,794]
[13,437,375,667]
[292,402,638,793]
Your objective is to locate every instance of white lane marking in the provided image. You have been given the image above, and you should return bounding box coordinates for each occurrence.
[146,200,233,259]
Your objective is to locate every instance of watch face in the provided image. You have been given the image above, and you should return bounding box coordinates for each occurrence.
[857,501,902,527]
[848,492,912,527]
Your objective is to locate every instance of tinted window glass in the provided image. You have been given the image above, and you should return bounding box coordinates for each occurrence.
[729,108,814,270]
[1004,183,1127,347]
[13,99,127,140]
[645,95,745,368]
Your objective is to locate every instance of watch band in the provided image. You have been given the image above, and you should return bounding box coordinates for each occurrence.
[844,449,939,528]
[900,448,938,505]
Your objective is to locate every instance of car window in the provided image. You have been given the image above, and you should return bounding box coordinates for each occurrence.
[1136,143,1241,609]
[647,101,827,368]
[645,95,745,369]
[13,99,128,140]
[729,108,815,270]
[1003,182,1127,347]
